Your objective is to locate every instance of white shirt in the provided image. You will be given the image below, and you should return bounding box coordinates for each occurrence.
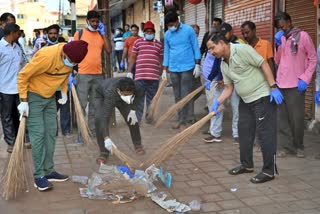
[0,38,23,94]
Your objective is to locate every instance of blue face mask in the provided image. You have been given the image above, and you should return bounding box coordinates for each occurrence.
[62,56,76,67]
[144,34,155,41]
[168,26,177,32]
[47,38,58,45]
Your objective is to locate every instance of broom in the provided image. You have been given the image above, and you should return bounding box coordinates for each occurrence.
[155,85,205,128]
[141,106,224,169]
[146,79,167,122]
[2,117,28,200]
[71,85,98,150]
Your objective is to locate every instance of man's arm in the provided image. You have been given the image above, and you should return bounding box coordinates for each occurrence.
[190,29,201,62]
[267,57,276,79]
[163,34,169,70]
[128,53,137,73]
[217,83,234,104]
[103,37,111,54]
[200,32,209,56]
[299,32,317,84]
[121,48,128,62]
[260,60,276,86]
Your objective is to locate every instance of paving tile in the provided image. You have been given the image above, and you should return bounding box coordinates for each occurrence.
[201,185,226,194]
[216,199,246,210]
[218,207,257,214]
[201,202,222,212]
[187,179,206,187]
[241,196,274,206]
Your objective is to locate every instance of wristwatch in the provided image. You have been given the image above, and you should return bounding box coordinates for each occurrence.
[270,83,278,89]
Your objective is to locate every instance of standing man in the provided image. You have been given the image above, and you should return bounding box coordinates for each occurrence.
[74,10,111,136]
[17,40,88,191]
[0,23,22,153]
[95,77,145,164]
[127,21,163,123]
[200,17,222,56]
[163,11,201,130]
[0,12,16,39]
[207,33,283,183]
[123,24,132,40]
[241,21,276,77]
[275,12,317,158]
[113,28,125,72]
[120,24,142,78]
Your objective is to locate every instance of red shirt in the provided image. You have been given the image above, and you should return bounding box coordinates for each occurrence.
[124,36,142,57]
[132,38,163,81]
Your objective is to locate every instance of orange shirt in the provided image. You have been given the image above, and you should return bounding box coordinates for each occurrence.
[124,36,142,57]
[74,28,104,74]
[254,38,273,60]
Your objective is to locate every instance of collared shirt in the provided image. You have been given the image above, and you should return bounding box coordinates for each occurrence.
[275,31,317,88]
[163,22,201,72]
[221,43,270,103]
[202,52,216,80]
[254,38,273,61]
[0,38,22,94]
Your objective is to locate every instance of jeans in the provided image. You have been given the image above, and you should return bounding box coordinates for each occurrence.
[76,74,103,135]
[278,88,305,151]
[238,96,277,175]
[135,80,159,122]
[55,91,71,135]
[188,77,202,121]
[205,82,239,138]
[112,50,117,72]
[0,93,20,145]
[115,50,124,71]
[170,69,194,124]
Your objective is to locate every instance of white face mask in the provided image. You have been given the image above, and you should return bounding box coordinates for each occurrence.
[120,95,134,104]
[87,24,98,32]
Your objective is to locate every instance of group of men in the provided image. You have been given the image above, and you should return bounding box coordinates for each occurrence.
[0,7,319,193]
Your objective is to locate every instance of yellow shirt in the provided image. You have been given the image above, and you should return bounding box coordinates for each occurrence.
[74,28,104,74]
[18,43,71,99]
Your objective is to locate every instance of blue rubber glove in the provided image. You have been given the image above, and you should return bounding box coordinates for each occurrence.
[315,91,320,105]
[120,61,125,70]
[210,99,220,114]
[98,21,105,35]
[270,88,284,105]
[297,79,308,92]
[68,74,75,89]
[275,30,284,47]
[205,80,211,91]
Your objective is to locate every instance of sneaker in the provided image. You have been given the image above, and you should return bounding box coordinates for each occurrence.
[233,137,239,145]
[45,171,69,182]
[296,149,305,158]
[34,176,53,191]
[7,145,14,153]
[203,135,222,143]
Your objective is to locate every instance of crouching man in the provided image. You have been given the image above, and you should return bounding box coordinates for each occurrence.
[95,77,145,164]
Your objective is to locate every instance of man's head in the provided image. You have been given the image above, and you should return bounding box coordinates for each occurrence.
[140,22,145,30]
[0,12,16,28]
[165,11,179,32]
[131,24,139,37]
[143,21,155,40]
[3,22,20,43]
[191,24,200,37]
[62,40,88,65]
[86,10,100,30]
[47,24,60,44]
[241,21,256,44]
[124,24,130,32]
[212,17,222,28]
[20,29,25,37]
[207,33,229,59]
[220,22,233,41]
[117,78,136,104]
[275,12,292,34]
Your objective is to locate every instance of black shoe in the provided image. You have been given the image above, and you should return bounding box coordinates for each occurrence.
[250,172,274,184]
[229,165,254,175]
[34,176,53,191]
[45,171,69,182]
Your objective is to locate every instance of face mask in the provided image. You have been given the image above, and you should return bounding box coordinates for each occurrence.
[120,95,134,104]
[115,30,120,35]
[168,26,177,32]
[43,34,48,39]
[47,38,58,45]
[87,24,98,32]
[144,34,155,41]
[62,56,76,67]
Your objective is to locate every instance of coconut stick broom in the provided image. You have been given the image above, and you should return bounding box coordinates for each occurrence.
[71,85,98,150]
[2,117,28,200]
[141,106,224,169]
[146,79,167,122]
[155,85,205,128]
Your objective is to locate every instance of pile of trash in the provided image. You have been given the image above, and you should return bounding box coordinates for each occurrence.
[72,164,200,213]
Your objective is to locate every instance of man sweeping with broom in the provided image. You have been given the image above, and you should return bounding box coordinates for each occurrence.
[95,77,145,164]
[17,40,88,191]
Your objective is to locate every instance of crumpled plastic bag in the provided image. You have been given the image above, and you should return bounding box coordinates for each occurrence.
[151,192,191,213]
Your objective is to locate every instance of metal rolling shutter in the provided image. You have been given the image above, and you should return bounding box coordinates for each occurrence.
[224,0,273,42]
[286,0,317,119]
[196,1,206,44]
[184,1,196,26]
[213,0,223,20]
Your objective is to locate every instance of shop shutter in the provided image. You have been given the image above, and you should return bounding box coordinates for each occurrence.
[213,0,223,20]
[286,0,317,119]
[184,0,196,26]
[224,0,273,42]
[196,1,206,44]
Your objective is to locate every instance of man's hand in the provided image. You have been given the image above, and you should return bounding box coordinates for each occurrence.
[68,74,75,89]
[215,80,224,89]
[127,72,133,79]
[210,99,220,114]
[98,21,105,35]
[161,70,167,80]
[315,91,320,105]
[58,93,68,105]
[120,61,125,70]
[104,137,115,154]
[274,30,284,47]
[17,102,29,120]
[270,88,284,105]
[193,64,201,78]
[205,80,211,91]
[127,110,138,125]
[297,79,308,92]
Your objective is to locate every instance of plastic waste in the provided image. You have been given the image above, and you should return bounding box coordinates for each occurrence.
[72,175,89,185]
[189,200,201,211]
[117,165,135,178]
[158,166,172,188]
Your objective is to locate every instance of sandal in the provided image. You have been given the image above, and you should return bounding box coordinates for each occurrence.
[250,172,274,184]
[135,148,145,155]
[96,153,109,165]
[229,165,254,175]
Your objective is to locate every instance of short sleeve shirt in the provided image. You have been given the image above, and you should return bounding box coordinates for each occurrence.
[254,38,273,60]
[221,43,270,103]
[124,36,142,57]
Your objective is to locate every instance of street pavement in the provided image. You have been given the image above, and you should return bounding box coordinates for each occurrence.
[1,73,320,214]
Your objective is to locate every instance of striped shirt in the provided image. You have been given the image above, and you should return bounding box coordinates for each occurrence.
[132,38,163,81]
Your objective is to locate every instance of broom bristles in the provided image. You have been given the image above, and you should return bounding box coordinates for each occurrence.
[146,79,167,122]
[2,117,28,200]
[112,146,140,171]
[71,85,98,150]
[141,106,224,169]
[155,85,205,128]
